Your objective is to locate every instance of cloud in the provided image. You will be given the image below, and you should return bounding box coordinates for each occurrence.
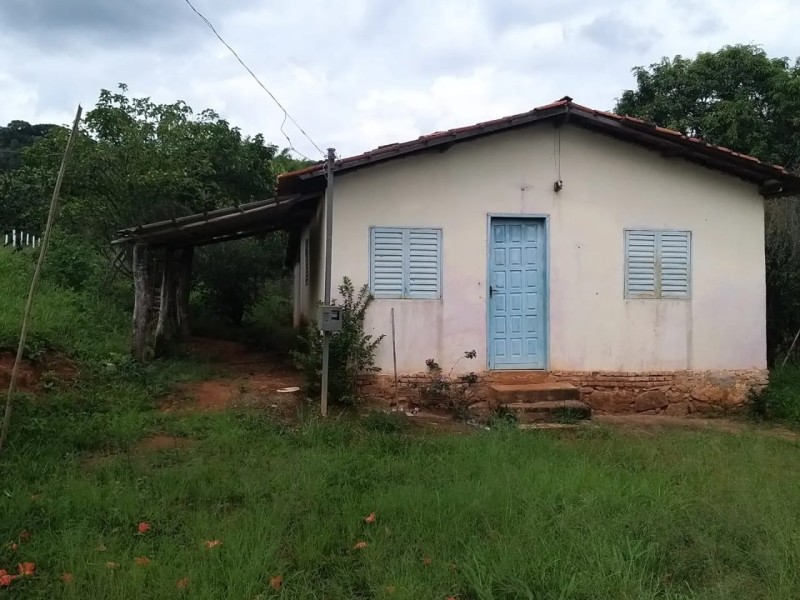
[0,0,186,45]
[1,0,800,158]
[581,13,661,53]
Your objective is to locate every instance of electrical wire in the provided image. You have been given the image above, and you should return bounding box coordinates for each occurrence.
[183,0,325,161]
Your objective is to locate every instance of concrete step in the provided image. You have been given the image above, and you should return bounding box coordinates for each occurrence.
[502,400,592,423]
[488,382,580,407]
[488,371,554,385]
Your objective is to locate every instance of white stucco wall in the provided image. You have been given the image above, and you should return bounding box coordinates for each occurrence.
[324,125,767,374]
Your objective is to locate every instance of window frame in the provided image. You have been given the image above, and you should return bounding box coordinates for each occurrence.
[369,226,443,300]
[624,228,692,300]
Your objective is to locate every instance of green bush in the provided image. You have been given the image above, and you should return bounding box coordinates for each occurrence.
[752,365,800,423]
[193,236,287,325]
[0,248,128,359]
[292,277,384,404]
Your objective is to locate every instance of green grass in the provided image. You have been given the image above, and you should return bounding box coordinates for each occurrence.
[3,382,800,599]
[4,248,800,598]
[754,364,800,423]
[0,249,129,360]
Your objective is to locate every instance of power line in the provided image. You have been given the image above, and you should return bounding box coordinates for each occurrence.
[183,0,325,161]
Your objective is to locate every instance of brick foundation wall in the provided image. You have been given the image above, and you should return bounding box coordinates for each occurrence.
[357,369,769,415]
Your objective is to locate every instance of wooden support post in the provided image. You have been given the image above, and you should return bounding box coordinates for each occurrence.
[176,246,194,339]
[154,248,179,357]
[132,242,153,361]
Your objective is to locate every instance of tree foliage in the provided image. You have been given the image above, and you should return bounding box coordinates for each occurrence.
[9,84,302,248]
[0,120,56,173]
[1,84,310,334]
[615,45,800,362]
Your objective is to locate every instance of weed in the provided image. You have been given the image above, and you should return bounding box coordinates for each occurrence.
[751,365,800,423]
[420,350,479,420]
[292,277,384,405]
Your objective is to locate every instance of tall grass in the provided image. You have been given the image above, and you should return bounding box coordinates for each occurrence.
[0,249,128,359]
[753,364,800,423]
[2,408,800,599]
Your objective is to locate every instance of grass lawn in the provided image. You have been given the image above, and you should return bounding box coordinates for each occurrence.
[3,249,800,599]
[2,386,800,599]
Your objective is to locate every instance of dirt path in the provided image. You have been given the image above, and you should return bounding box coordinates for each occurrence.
[161,338,304,418]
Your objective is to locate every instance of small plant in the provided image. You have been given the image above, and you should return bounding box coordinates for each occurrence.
[420,350,479,420]
[292,277,384,405]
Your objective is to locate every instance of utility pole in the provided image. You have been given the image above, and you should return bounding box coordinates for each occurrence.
[320,148,336,417]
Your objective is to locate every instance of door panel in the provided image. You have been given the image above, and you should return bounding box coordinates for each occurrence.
[489,218,546,369]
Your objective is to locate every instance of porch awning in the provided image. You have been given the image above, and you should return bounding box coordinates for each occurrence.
[112,192,320,247]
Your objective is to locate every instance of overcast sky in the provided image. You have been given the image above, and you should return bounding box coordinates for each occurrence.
[1,0,798,159]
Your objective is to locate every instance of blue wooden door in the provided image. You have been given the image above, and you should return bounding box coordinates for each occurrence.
[488,218,546,369]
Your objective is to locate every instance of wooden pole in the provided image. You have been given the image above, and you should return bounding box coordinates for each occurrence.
[131,242,154,361]
[154,248,178,357]
[0,105,82,455]
[176,246,194,339]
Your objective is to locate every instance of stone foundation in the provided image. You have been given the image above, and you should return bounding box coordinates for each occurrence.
[357,369,769,416]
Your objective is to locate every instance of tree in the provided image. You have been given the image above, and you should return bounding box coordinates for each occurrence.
[0,120,56,173]
[2,84,312,329]
[12,84,298,249]
[615,45,800,362]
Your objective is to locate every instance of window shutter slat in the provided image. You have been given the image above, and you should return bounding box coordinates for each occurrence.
[370,228,405,297]
[407,229,441,299]
[625,230,657,298]
[370,227,442,299]
[659,231,690,298]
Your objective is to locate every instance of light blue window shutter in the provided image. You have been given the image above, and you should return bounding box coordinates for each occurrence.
[370,228,405,297]
[625,230,657,298]
[659,231,691,298]
[407,228,441,299]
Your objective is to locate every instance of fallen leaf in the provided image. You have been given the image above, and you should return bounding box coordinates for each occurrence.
[422,557,432,567]
[17,562,35,577]
[18,530,31,543]
[449,562,458,572]
[0,573,14,587]
[269,575,283,590]
[29,494,41,502]
[7,542,18,551]
[177,577,190,590]
[385,585,396,594]
[96,544,108,552]
[364,512,376,524]
[204,539,223,549]
[105,562,120,570]
[134,557,151,567]
[137,522,152,534]
[60,573,75,585]
[353,541,368,550]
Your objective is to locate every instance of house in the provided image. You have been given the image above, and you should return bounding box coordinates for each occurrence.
[278,97,800,414]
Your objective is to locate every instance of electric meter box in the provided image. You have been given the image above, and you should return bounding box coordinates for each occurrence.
[319,305,343,332]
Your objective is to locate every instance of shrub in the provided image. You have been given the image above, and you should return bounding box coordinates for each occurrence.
[193,235,287,325]
[751,365,800,423]
[420,350,478,420]
[291,277,384,404]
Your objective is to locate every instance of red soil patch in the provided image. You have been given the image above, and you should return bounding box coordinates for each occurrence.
[0,351,77,393]
[161,338,304,416]
[134,435,196,452]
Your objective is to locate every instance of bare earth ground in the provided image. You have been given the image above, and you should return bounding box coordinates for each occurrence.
[159,338,799,439]
[160,338,305,419]
[0,351,77,393]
